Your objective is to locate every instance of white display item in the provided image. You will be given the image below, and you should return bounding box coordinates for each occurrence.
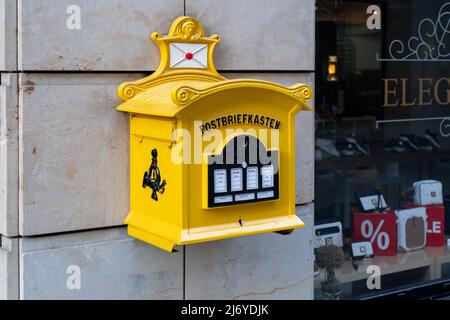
[413,180,443,206]
[396,207,427,252]
[314,221,343,248]
[359,194,387,212]
[351,241,374,259]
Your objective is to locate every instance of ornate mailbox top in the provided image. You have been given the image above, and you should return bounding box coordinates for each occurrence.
[116,16,313,117]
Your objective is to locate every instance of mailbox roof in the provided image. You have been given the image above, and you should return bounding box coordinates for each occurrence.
[116,79,214,117]
[116,78,313,118]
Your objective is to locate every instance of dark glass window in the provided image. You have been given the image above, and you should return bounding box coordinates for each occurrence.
[315,0,450,299]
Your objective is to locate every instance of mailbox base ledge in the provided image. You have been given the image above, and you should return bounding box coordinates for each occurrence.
[127,216,304,252]
[180,215,305,245]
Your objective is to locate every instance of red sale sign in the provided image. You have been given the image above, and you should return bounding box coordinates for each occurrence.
[353,210,397,256]
[404,203,445,247]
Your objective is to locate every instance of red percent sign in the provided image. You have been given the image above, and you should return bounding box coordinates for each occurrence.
[353,211,397,256]
[360,219,389,250]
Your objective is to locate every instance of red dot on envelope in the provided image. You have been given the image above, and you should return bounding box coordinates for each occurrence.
[185,52,194,60]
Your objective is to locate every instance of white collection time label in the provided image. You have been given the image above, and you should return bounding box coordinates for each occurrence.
[230,168,243,191]
[257,190,274,199]
[214,195,233,204]
[261,165,274,188]
[235,193,256,201]
[246,167,259,190]
[214,169,227,193]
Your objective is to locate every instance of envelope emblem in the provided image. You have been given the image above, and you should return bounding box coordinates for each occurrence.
[170,43,208,69]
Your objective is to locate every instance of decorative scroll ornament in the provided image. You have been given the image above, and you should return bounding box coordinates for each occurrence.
[440,118,450,137]
[381,2,450,61]
[121,84,143,100]
[292,85,313,102]
[173,87,200,106]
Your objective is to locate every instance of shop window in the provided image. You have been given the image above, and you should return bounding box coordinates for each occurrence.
[315,0,450,299]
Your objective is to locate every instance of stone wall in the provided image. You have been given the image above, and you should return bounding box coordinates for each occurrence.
[0,0,315,299]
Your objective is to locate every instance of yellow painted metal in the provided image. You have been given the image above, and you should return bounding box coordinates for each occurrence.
[116,16,313,252]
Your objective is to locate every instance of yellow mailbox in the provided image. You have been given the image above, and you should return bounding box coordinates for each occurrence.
[116,16,313,252]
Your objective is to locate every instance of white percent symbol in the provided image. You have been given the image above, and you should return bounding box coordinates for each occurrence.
[361,220,390,250]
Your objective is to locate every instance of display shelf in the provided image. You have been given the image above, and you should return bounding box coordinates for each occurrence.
[316,150,450,170]
[314,242,450,290]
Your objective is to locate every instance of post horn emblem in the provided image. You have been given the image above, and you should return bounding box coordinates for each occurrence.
[142,149,167,201]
